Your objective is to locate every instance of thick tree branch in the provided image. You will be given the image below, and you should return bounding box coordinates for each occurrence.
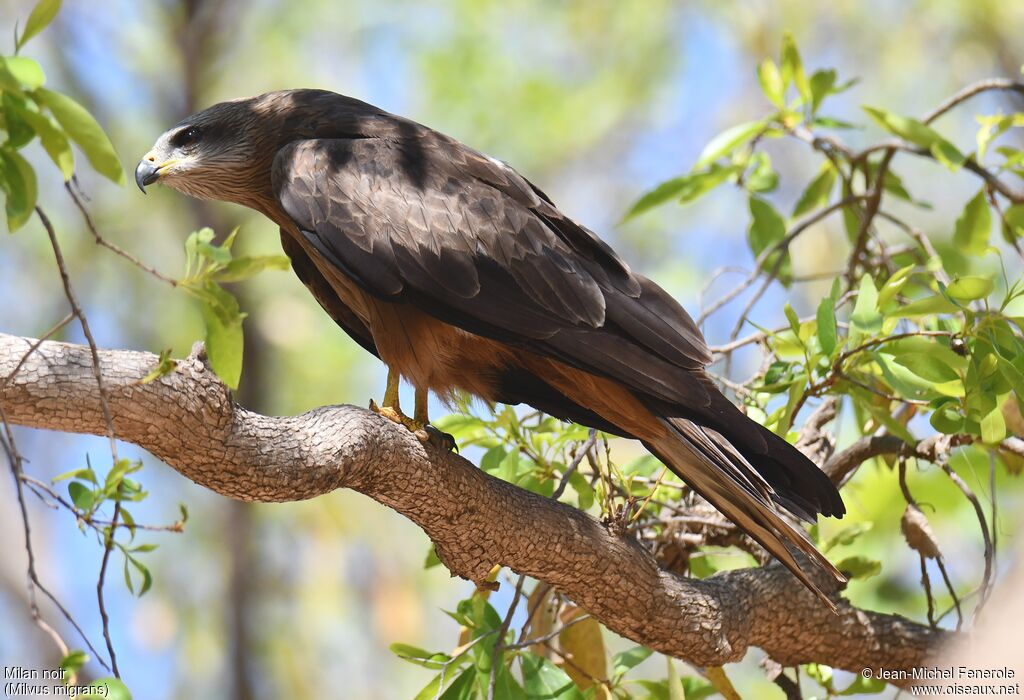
[0,332,953,682]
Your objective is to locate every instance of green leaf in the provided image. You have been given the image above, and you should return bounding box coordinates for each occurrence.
[745,151,777,193]
[2,57,45,89]
[822,522,872,553]
[34,87,124,184]
[756,59,785,108]
[438,667,477,700]
[141,349,178,384]
[792,162,836,217]
[850,275,881,335]
[0,147,38,231]
[4,93,36,148]
[747,195,786,255]
[624,165,739,219]
[838,674,887,695]
[9,100,74,179]
[980,402,1007,444]
[16,0,62,50]
[67,481,94,512]
[952,190,992,256]
[59,649,88,678]
[816,295,838,356]
[521,655,582,699]
[808,68,837,113]
[198,282,245,389]
[126,554,153,596]
[694,119,765,169]
[780,33,810,103]
[53,467,97,484]
[835,555,881,580]
[1004,203,1024,239]
[946,275,994,301]
[611,646,653,680]
[894,294,959,317]
[892,352,960,384]
[877,264,915,309]
[210,255,291,283]
[863,106,965,170]
[390,643,451,669]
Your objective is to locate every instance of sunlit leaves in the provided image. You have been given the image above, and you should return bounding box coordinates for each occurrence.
[756,59,785,108]
[835,555,882,580]
[34,87,125,185]
[15,0,62,52]
[952,190,992,256]
[178,228,290,389]
[862,106,965,170]
[946,275,994,301]
[624,164,740,219]
[0,147,37,230]
[694,119,766,169]
[793,162,836,217]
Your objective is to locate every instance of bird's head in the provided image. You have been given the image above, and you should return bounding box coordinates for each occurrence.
[135,93,293,208]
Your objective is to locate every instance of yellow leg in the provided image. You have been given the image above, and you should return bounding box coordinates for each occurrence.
[369,370,455,451]
[414,386,429,425]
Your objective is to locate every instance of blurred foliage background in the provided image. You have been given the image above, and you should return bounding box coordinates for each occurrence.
[1,0,1022,698]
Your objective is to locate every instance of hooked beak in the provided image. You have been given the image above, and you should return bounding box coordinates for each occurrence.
[135,153,174,193]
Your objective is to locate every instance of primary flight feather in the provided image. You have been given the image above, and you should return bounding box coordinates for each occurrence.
[137,89,846,606]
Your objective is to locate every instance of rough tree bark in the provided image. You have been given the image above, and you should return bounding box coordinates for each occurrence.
[0,332,955,684]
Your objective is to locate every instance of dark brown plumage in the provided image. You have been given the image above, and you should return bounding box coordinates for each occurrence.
[138,89,846,607]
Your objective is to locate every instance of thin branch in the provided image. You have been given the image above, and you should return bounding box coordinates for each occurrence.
[0,332,952,681]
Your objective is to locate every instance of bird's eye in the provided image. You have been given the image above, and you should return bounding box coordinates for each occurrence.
[171,126,201,149]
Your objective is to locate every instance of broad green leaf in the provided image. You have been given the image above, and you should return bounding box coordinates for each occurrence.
[438,667,477,700]
[863,106,965,170]
[68,481,94,512]
[946,275,994,301]
[808,68,837,113]
[200,285,245,390]
[10,101,74,179]
[835,555,881,580]
[2,57,45,89]
[792,162,836,217]
[126,555,152,596]
[1004,203,1024,239]
[747,195,786,255]
[211,255,291,283]
[59,649,88,679]
[892,352,960,383]
[981,402,1007,444]
[952,190,992,256]
[780,33,810,103]
[894,294,959,317]
[694,119,766,169]
[816,295,838,356]
[822,522,872,553]
[612,646,653,680]
[624,165,739,219]
[16,0,62,50]
[850,275,881,335]
[0,148,38,231]
[521,655,582,699]
[390,643,451,669]
[839,674,887,695]
[757,59,785,107]
[34,87,125,184]
[877,264,915,308]
[3,93,35,148]
[745,151,777,193]
[52,467,96,484]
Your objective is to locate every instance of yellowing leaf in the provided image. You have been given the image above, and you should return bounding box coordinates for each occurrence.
[558,606,606,692]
